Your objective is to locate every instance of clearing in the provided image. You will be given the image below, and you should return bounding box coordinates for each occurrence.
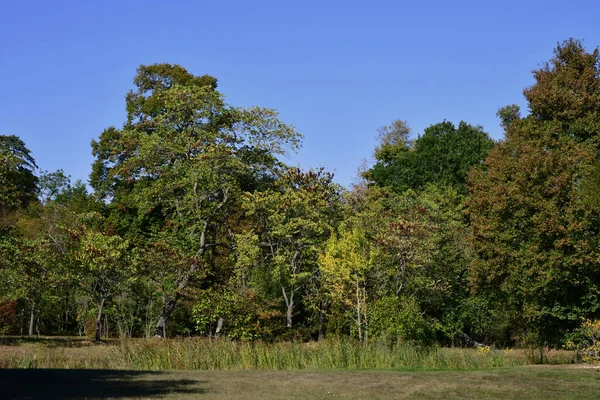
[2,365,599,399]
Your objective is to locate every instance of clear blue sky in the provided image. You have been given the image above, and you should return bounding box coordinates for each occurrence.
[2,0,599,187]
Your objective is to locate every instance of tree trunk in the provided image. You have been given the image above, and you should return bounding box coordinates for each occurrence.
[356,281,362,342]
[286,300,294,328]
[28,301,35,338]
[95,296,106,341]
[362,286,368,344]
[281,281,295,329]
[215,317,224,336]
[153,220,210,338]
[154,294,178,338]
[318,302,325,341]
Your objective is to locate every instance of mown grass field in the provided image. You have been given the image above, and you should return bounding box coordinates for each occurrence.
[1,337,598,399]
[2,366,600,399]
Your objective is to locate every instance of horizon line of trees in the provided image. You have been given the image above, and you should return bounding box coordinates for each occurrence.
[1,38,599,350]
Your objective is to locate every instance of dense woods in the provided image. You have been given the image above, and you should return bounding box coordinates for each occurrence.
[1,39,599,352]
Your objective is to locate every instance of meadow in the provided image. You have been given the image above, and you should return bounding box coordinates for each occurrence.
[2,337,599,399]
[0,336,578,370]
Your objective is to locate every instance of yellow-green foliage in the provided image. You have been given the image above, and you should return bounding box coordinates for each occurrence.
[566,319,600,364]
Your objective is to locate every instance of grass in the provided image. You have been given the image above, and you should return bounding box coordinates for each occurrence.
[0,337,595,399]
[0,337,577,370]
[2,366,600,399]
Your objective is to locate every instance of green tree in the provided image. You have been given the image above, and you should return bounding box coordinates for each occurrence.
[76,229,132,341]
[320,225,372,342]
[365,121,494,193]
[340,181,472,344]
[239,168,342,329]
[372,119,413,163]
[523,38,600,143]
[2,171,85,336]
[468,39,600,345]
[91,64,301,337]
[0,235,19,302]
[0,135,38,226]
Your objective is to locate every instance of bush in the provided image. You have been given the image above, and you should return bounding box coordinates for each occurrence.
[368,296,434,345]
[0,300,18,335]
[565,319,600,364]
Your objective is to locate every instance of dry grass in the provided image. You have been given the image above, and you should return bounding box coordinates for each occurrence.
[0,337,115,369]
[2,366,600,399]
[0,338,594,399]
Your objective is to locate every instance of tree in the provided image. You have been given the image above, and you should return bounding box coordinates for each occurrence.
[320,225,372,342]
[0,234,20,303]
[523,38,600,143]
[469,127,599,343]
[497,105,521,130]
[365,121,494,193]
[91,63,301,337]
[11,236,59,337]
[468,39,600,345]
[336,180,474,344]
[1,171,84,337]
[0,135,38,224]
[76,229,132,341]
[239,168,342,329]
[373,119,413,162]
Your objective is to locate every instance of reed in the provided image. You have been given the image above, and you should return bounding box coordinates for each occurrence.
[0,337,578,370]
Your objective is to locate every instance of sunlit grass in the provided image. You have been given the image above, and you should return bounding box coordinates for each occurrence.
[0,337,578,370]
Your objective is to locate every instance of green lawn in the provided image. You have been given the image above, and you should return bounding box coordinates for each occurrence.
[2,366,599,400]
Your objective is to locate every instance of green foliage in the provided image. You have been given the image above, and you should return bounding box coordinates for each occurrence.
[369,296,433,344]
[2,41,600,348]
[565,319,600,364]
[0,135,38,224]
[320,225,372,341]
[193,288,280,340]
[468,39,600,346]
[496,104,521,130]
[75,228,134,339]
[90,63,302,336]
[240,167,343,328]
[365,120,494,193]
[372,119,413,162]
[523,38,600,143]
[0,234,20,300]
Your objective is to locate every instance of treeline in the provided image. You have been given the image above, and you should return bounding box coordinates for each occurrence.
[1,39,599,349]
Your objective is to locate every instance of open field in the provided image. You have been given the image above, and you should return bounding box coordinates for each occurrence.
[1,338,594,399]
[1,366,600,400]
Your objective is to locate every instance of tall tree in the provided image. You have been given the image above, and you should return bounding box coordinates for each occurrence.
[468,39,600,345]
[90,64,301,337]
[0,135,38,224]
[523,38,600,143]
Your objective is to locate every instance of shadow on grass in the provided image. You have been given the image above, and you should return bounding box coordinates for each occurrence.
[0,369,205,399]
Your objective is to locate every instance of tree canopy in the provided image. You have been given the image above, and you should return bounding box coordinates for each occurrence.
[468,38,600,344]
[1,41,600,351]
[365,120,494,193]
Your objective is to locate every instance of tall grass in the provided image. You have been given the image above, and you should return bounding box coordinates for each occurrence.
[0,338,578,370]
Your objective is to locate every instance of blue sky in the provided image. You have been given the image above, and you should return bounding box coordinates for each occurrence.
[1,0,599,187]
